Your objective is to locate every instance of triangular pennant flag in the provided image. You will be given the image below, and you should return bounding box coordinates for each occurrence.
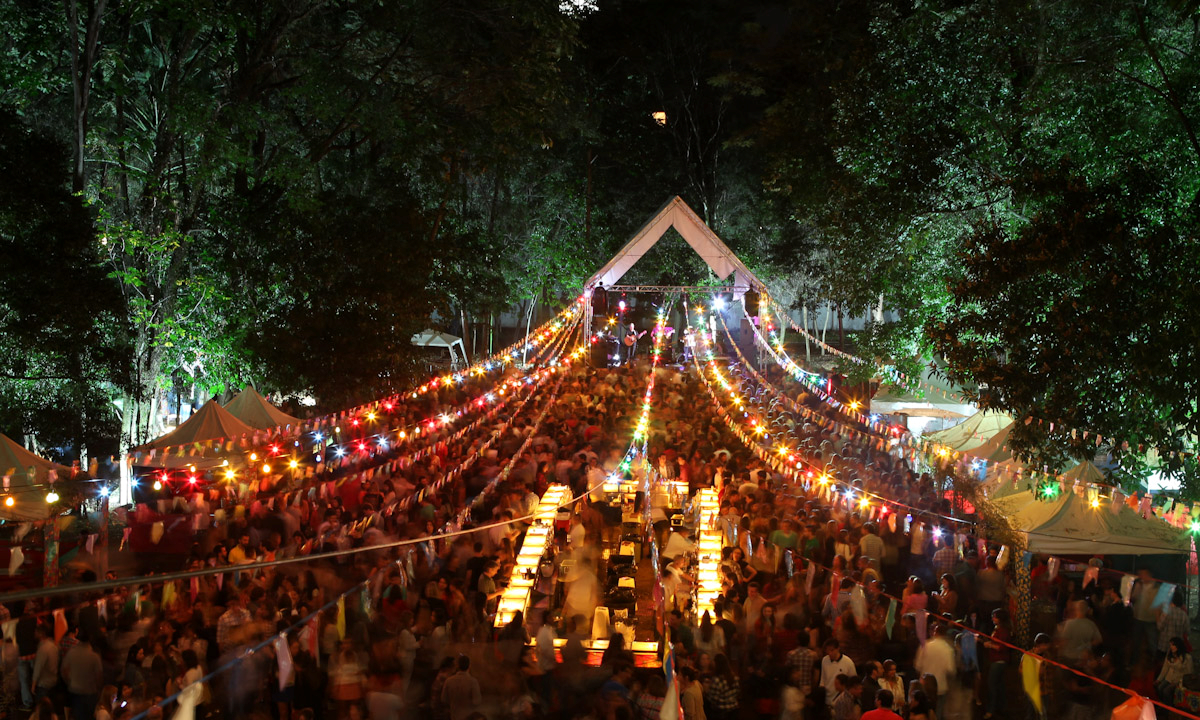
[1020,654,1042,713]
[275,634,294,691]
[53,609,67,644]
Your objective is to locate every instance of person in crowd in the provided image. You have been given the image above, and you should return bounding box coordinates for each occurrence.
[441,655,482,720]
[1,357,1164,720]
[820,639,856,705]
[861,689,902,720]
[1155,636,1193,702]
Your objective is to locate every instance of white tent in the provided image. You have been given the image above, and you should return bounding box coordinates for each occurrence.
[411,329,468,368]
[870,361,976,428]
[224,386,301,430]
[0,434,76,521]
[584,196,764,292]
[993,489,1187,555]
[966,424,1018,464]
[1060,460,1109,487]
[981,462,1031,499]
[924,410,1013,452]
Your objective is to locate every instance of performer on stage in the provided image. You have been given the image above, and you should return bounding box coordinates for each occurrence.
[623,321,646,365]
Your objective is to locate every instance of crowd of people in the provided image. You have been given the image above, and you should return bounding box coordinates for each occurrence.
[0,332,1192,720]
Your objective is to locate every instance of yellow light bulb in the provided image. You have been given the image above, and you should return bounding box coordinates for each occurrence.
[249,452,258,462]
[4,496,13,507]
[225,470,236,481]
[288,459,299,469]
[262,463,271,474]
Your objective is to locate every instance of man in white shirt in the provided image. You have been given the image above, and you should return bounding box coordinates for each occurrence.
[535,610,558,673]
[915,623,955,718]
[820,639,857,705]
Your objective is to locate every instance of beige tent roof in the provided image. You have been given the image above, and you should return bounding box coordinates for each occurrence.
[224,386,301,430]
[143,400,254,450]
[871,364,976,420]
[1061,461,1109,486]
[0,434,74,520]
[966,424,1017,464]
[924,410,1013,451]
[993,489,1187,555]
[982,461,1031,499]
[584,196,763,290]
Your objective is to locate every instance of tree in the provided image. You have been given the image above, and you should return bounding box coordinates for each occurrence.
[748,0,1200,488]
[0,107,131,459]
[931,165,1200,487]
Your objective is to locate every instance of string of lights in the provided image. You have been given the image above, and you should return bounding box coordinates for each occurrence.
[691,307,1197,560]
[128,303,584,466]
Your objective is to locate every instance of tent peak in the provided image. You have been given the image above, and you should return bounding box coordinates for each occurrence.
[585,196,764,292]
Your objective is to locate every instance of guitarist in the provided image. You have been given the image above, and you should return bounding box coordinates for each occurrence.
[623,321,647,365]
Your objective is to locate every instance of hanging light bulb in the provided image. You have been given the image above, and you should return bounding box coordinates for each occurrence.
[45,491,59,504]
[152,480,162,491]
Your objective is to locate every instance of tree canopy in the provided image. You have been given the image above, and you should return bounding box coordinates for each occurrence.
[3,0,1198,493]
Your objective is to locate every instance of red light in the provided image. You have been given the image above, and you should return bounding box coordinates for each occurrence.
[188,476,197,484]
[384,402,393,411]
[352,419,359,426]
[357,442,366,451]
[270,444,281,454]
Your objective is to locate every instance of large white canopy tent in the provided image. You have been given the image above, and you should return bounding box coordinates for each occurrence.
[870,364,976,436]
[966,424,1018,464]
[1060,460,1109,487]
[411,329,469,368]
[993,489,1187,555]
[923,410,1013,452]
[224,386,301,430]
[583,196,765,293]
[0,433,75,521]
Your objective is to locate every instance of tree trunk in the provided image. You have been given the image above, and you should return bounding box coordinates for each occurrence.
[64,0,108,193]
[820,307,831,354]
[521,297,537,365]
[838,307,845,353]
[585,148,593,244]
[459,306,471,364]
[802,306,811,363]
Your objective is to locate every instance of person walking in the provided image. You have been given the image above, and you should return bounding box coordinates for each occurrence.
[441,655,482,720]
[60,635,103,720]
